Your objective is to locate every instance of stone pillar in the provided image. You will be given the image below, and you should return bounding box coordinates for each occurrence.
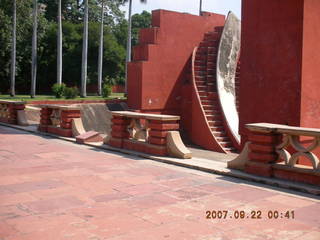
[147,120,179,155]
[38,107,52,132]
[60,110,80,130]
[109,116,130,148]
[7,103,25,124]
[245,131,281,177]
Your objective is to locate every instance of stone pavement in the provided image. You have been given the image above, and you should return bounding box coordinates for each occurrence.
[0,126,319,240]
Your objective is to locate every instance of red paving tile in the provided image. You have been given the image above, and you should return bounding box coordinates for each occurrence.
[0,125,320,240]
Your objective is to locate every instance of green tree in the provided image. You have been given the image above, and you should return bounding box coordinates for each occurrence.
[131,10,151,46]
[124,0,147,93]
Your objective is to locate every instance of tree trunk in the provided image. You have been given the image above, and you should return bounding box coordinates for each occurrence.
[97,0,104,96]
[31,0,38,98]
[10,0,16,97]
[81,0,88,98]
[124,0,133,94]
[57,0,62,85]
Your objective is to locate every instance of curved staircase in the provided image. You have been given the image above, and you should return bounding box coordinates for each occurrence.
[191,27,238,153]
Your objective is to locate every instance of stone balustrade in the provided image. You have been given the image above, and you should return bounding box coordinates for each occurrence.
[109,111,180,156]
[38,104,80,137]
[0,100,26,124]
[245,123,320,186]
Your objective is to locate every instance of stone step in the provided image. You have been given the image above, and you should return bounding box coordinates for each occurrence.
[212,131,227,137]
[206,114,222,121]
[220,141,233,148]
[224,147,238,153]
[199,40,218,48]
[211,126,224,132]
[216,136,230,142]
[204,33,220,41]
[194,70,206,76]
[194,65,207,71]
[195,55,207,61]
[195,80,206,86]
[208,120,223,127]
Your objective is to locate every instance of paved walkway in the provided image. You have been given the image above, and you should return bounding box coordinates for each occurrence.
[0,126,319,240]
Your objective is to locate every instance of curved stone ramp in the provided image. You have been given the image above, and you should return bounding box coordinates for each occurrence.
[24,105,41,124]
[79,103,112,142]
[167,131,192,159]
[17,110,29,126]
[71,118,86,137]
[216,11,241,149]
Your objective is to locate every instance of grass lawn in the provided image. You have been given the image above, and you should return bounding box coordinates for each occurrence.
[0,93,126,102]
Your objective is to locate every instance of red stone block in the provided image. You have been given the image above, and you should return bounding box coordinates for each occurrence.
[0,117,9,123]
[60,111,80,119]
[148,136,166,145]
[40,119,51,125]
[245,161,272,177]
[13,104,25,110]
[248,133,281,144]
[149,123,179,131]
[40,108,52,114]
[112,118,130,124]
[47,126,72,137]
[38,125,48,132]
[250,143,275,153]
[60,117,73,123]
[123,140,145,153]
[60,122,72,129]
[149,130,168,138]
[273,168,320,186]
[112,125,129,132]
[76,131,103,144]
[249,152,278,163]
[111,131,130,138]
[145,144,167,156]
[149,120,178,124]
[108,137,123,148]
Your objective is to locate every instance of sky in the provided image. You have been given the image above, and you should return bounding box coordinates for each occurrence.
[120,0,242,19]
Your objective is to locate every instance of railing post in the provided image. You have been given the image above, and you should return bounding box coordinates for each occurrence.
[109,115,130,148]
[39,107,52,132]
[245,131,282,177]
[147,119,180,155]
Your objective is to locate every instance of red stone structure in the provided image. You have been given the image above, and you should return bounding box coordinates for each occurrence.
[245,123,320,186]
[240,0,320,143]
[109,111,180,156]
[0,100,26,124]
[38,105,81,137]
[128,10,240,153]
[240,0,320,171]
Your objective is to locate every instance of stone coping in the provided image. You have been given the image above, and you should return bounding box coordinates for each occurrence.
[0,100,26,105]
[38,104,80,111]
[112,111,180,121]
[246,123,320,137]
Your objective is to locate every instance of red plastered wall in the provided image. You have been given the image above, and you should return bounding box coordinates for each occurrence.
[128,10,225,116]
[239,0,304,144]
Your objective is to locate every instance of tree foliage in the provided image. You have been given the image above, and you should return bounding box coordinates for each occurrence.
[0,0,151,94]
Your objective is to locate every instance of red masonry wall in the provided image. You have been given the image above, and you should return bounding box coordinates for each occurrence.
[300,0,320,128]
[239,0,304,144]
[128,10,225,120]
